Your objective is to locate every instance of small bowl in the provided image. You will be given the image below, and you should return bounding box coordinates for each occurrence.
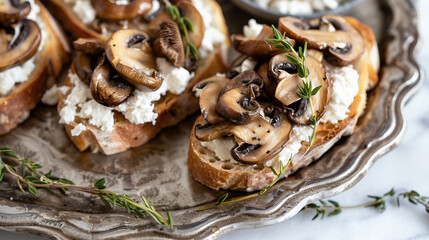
[230,0,364,22]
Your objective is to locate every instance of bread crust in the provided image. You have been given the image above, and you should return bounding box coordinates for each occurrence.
[0,1,69,135]
[57,0,230,155]
[188,17,380,191]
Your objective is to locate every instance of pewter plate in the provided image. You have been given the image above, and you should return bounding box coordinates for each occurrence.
[230,0,364,22]
[0,0,422,239]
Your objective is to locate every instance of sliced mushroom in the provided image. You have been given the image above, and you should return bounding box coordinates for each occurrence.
[90,54,134,107]
[105,28,162,91]
[215,70,264,124]
[91,0,152,21]
[73,38,105,55]
[232,24,294,61]
[256,62,277,100]
[269,52,332,125]
[0,19,41,71]
[73,52,96,85]
[0,0,31,26]
[192,77,229,124]
[278,16,364,65]
[152,19,185,67]
[176,1,204,49]
[195,104,292,164]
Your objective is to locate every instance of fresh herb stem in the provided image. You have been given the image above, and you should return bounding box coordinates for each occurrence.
[164,0,198,60]
[197,157,292,211]
[265,26,321,151]
[0,147,173,229]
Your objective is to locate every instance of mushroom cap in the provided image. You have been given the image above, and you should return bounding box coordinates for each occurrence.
[278,15,364,66]
[269,52,332,125]
[0,19,41,71]
[232,24,294,61]
[90,54,134,107]
[73,51,96,85]
[91,0,152,21]
[73,38,105,55]
[192,77,229,125]
[0,0,31,26]
[176,0,204,49]
[216,70,264,125]
[105,28,163,91]
[152,19,185,67]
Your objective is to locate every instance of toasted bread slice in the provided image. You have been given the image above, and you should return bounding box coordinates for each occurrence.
[188,17,379,191]
[0,1,69,135]
[57,0,230,155]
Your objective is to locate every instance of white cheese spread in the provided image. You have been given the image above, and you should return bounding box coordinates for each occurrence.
[243,19,263,40]
[71,123,87,136]
[0,0,46,96]
[61,58,194,134]
[41,84,63,106]
[63,0,96,24]
[253,0,344,14]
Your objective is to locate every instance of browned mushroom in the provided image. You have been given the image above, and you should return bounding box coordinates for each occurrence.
[256,62,278,100]
[0,0,31,26]
[215,70,264,124]
[278,16,364,66]
[176,0,204,49]
[105,28,162,91]
[90,54,134,107]
[0,19,41,71]
[73,38,105,55]
[73,52,96,85]
[91,0,152,21]
[192,77,229,124]
[268,52,332,125]
[195,104,292,164]
[232,24,294,61]
[152,19,185,67]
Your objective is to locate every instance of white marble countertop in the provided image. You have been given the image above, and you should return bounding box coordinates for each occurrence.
[1,0,428,239]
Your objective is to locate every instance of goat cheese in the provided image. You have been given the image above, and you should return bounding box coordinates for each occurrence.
[41,84,61,106]
[192,0,226,59]
[63,0,96,24]
[0,0,46,96]
[243,19,263,40]
[60,58,194,135]
[71,123,87,136]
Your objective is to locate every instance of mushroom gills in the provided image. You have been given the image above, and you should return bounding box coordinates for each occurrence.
[216,70,264,124]
[105,28,162,91]
[90,55,134,107]
[0,19,41,71]
[152,19,185,67]
[73,38,105,55]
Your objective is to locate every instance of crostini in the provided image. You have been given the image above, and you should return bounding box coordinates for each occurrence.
[188,16,379,191]
[0,0,69,135]
[56,0,230,154]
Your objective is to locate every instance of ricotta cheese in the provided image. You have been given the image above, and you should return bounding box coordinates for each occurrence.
[41,84,62,106]
[253,0,343,14]
[71,123,87,136]
[63,0,96,24]
[60,58,194,135]
[0,0,46,96]
[243,19,263,40]
[199,65,360,167]
[192,0,226,59]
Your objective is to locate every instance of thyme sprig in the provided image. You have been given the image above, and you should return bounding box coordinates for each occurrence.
[165,2,198,60]
[0,147,173,229]
[197,157,292,211]
[303,188,429,220]
[265,25,321,151]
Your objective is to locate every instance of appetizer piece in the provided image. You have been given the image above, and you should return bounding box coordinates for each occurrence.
[57,0,230,155]
[0,0,69,134]
[188,16,379,191]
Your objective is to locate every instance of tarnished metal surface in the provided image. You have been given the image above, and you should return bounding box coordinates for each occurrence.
[0,0,422,239]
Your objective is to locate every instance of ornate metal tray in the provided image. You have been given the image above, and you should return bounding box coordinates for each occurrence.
[0,0,422,239]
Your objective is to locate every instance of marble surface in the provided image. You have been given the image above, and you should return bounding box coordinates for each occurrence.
[1,0,428,239]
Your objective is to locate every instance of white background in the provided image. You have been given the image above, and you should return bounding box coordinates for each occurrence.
[1,0,428,239]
